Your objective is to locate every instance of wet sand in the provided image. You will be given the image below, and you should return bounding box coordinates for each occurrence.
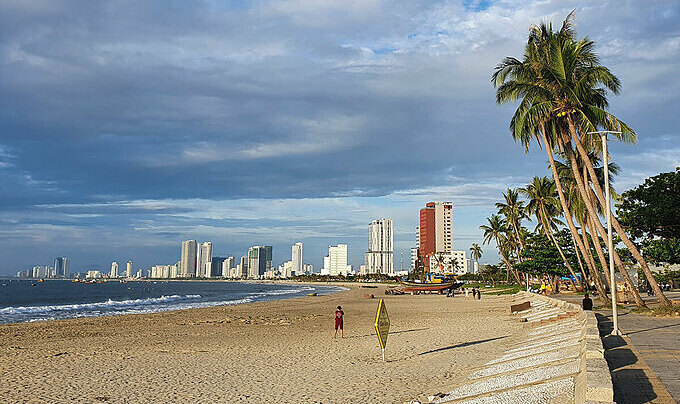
[0,284,524,403]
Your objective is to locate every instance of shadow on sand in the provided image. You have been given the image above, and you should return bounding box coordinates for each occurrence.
[418,336,509,356]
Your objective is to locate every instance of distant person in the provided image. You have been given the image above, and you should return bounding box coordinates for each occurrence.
[476,288,481,300]
[540,282,546,295]
[334,305,344,338]
[465,288,470,299]
[582,293,593,311]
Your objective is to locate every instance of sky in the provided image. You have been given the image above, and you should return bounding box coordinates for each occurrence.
[1,0,679,275]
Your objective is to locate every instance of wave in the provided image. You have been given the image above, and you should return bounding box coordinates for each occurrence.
[0,294,202,315]
[1,284,344,324]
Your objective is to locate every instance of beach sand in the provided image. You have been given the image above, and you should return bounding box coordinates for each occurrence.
[0,284,524,403]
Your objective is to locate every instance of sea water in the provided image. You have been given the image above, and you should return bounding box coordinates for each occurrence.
[0,279,342,324]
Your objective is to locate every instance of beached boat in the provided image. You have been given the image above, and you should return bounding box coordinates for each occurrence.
[397,278,462,292]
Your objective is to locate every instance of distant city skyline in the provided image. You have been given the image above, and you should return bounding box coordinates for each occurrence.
[1,2,679,275]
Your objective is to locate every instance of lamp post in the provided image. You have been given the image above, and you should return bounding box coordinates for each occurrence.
[588,130,622,336]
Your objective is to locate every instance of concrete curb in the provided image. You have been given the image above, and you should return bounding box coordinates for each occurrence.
[516,292,614,404]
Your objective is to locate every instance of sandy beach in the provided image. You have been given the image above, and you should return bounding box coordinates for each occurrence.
[0,284,525,403]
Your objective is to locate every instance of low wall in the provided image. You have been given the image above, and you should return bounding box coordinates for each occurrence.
[516,292,614,404]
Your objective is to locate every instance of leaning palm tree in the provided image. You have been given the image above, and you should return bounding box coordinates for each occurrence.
[521,176,581,288]
[492,12,667,305]
[557,154,646,307]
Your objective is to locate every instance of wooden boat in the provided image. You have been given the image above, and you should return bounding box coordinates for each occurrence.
[397,278,462,292]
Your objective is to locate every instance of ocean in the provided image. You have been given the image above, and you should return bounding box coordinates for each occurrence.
[0,279,342,324]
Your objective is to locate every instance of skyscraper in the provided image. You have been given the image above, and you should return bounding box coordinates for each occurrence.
[54,257,69,278]
[238,255,248,278]
[247,246,272,279]
[180,240,197,277]
[321,244,352,276]
[291,242,303,276]
[110,261,119,278]
[222,256,235,277]
[364,218,394,275]
[126,261,133,278]
[418,201,453,269]
[197,242,213,277]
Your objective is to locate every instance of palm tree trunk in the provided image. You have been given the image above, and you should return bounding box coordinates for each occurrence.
[539,124,608,302]
[581,159,647,308]
[540,205,582,288]
[591,211,647,308]
[568,120,671,306]
[586,214,612,289]
[572,235,588,284]
[579,218,605,290]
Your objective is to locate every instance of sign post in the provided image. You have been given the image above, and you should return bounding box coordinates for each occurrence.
[374,299,390,362]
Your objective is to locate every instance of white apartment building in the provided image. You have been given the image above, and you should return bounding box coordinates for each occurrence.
[303,263,313,275]
[427,250,471,275]
[180,240,197,277]
[321,244,352,276]
[279,260,293,278]
[197,242,213,278]
[110,262,119,278]
[126,261,133,278]
[222,256,235,278]
[291,242,303,276]
[364,218,394,275]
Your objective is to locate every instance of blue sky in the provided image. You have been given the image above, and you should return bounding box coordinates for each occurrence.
[1,0,679,274]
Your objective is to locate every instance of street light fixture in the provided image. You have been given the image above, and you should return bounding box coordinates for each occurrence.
[588,130,622,336]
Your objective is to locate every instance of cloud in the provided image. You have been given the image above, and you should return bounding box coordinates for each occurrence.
[0,0,679,273]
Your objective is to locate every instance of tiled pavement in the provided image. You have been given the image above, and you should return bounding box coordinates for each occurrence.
[601,311,680,403]
[554,291,680,404]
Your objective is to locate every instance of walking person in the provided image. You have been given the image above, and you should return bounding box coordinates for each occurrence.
[334,305,344,338]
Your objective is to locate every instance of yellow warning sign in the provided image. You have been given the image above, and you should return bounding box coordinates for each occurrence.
[374,299,390,350]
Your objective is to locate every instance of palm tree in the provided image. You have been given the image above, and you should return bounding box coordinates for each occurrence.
[557,154,646,306]
[521,176,581,288]
[480,215,521,284]
[495,189,529,251]
[492,13,667,305]
[470,243,483,273]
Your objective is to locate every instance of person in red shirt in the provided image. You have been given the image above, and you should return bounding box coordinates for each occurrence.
[334,305,344,338]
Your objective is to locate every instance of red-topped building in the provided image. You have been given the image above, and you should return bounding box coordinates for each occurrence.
[418,201,453,269]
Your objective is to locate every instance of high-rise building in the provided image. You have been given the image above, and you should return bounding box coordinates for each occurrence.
[418,201,453,269]
[210,256,226,278]
[110,261,119,278]
[247,246,272,279]
[280,260,293,278]
[364,218,394,275]
[410,247,418,270]
[321,244,352,276]
[54,257,69,278]
[32,265,50,278]
[303,263,313,275]
[197,242,213,277]
[126,261,133,278]
[291,242,303,276]
[237,255,248,278]
[222,256,235,277]
[180,240,197,277]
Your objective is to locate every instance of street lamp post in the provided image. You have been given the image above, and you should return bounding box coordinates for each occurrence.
[588,130,622,336]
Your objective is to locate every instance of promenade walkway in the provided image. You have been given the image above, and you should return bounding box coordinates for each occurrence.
[420,293,609,404]
[554,291,680,403]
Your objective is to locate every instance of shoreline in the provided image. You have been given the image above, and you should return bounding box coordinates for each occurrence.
[0,281,346,325]
[0,284,525,403]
